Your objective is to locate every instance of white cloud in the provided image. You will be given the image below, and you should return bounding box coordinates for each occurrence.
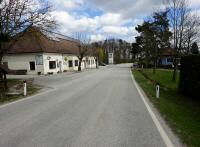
[85,0,163,19]
[51,9,140,42]
[51,11,98,33]
[91,34,105,42]
[50,0,84,10]
[190,0,200,9]
[100,26,135,36]
[94,13,123,26]
[51,10,131,33]
[49,0,200,42]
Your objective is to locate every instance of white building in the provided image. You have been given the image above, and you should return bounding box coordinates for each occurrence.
[108,53,114,64]
[2,28,96,75]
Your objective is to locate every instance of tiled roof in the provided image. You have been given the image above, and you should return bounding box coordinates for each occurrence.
[161,48,175,56]
[8,27,80,55]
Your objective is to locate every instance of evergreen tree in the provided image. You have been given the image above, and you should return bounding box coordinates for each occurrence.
[131,43,140,60]
[135,10,172,72]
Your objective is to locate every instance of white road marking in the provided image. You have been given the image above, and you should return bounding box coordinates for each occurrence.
[130,70,174,147]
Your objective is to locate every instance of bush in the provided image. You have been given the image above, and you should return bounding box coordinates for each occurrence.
[179,55,200,99]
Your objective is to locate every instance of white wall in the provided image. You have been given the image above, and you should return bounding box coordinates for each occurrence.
[62,55,96,71]
[3,53,97,75]
[43,53,63,75]
[108,53,114,64]
[3,53,44,75]
[62,54,85,71]
[84,56,96,69]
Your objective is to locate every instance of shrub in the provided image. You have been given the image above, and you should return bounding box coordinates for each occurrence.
[179,55,200,99]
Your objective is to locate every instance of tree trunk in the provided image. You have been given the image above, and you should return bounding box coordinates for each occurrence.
[153,58,157,74]
[0,41,3,64]
[95,57,99,69]
[4,74,8,91]
[78,58,82,71]
[172,57,177,82]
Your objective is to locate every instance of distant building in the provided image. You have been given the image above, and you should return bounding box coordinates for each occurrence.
[108,53,114,64]
[2,28,96,75]
[158,48,175,67]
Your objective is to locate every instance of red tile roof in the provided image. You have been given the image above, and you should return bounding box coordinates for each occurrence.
[8,27,80,55]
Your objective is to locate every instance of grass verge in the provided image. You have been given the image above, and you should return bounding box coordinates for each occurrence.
[132,69,200,147]
[0,79,41,105]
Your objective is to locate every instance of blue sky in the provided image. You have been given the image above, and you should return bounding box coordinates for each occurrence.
[49,0,200,42]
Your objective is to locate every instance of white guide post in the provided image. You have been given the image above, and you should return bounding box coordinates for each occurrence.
[156,84,160,98]
[24,80,27,96]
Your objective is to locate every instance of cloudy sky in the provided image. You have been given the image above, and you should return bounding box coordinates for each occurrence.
[49,0,200,42]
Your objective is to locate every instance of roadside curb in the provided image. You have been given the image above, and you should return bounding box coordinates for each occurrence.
[130,70,174,147]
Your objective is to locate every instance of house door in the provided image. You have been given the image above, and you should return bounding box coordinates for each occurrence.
[29,62,35,71]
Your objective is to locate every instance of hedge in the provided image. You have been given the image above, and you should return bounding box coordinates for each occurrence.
[179,55,200,99]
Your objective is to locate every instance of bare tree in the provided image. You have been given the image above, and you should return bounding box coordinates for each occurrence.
[0,0,55,63]
[166,0,190,81]
[183,13,200,54]
[74,32,91,71]
[91,42,100,69]
[166,0,200,81]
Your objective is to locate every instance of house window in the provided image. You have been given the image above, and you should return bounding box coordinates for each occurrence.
[167,58,173,62]
[29,62,35,71]
[35,55,43,65]
[88,60,90,65]
[75,60,79,67]
[69,60,73,67]
[49,61,56,69]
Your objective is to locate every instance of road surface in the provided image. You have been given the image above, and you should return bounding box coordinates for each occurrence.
[0,64,169,147]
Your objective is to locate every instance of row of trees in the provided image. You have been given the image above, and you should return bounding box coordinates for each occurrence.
[132,0,200,81]
[91,38,133,65]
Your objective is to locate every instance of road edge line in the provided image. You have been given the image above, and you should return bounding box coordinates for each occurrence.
[130,70,174,147]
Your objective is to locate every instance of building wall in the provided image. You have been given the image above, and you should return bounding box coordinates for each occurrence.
[3,53,96,75]
[108,53,114,64]
[62,54,86,71]
[160,56,173,66]
[3,53,97,75]
[85,56,96,69]
[3,53,44,75]
[62,55,96,71]
[43,53,63,74]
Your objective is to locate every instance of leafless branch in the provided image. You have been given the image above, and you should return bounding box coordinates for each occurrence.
[0,0,56,62]
[73,32,91,71]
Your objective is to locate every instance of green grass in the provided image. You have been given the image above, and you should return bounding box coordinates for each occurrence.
[0,79,40,105]
[142,68,179,90]
[133,69,200,147]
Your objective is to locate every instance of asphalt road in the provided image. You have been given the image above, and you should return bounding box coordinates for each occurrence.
[0,64,168,147]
